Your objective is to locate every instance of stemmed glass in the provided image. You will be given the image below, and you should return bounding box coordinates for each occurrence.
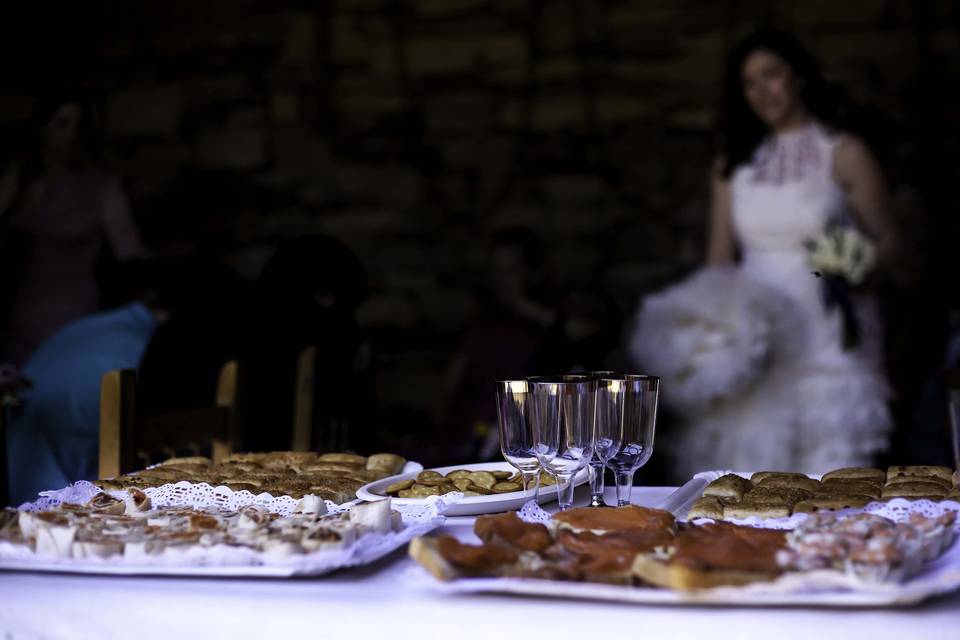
[495,379,540,497]
[528,375,596,510]
[590,373,625,507]
[607,375,659,507]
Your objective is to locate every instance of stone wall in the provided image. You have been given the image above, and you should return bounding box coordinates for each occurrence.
[2,0,958,426]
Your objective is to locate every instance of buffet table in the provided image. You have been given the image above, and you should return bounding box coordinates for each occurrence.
[1,487,958,640]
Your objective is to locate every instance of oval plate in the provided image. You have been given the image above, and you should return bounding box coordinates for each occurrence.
[356,461,589,516]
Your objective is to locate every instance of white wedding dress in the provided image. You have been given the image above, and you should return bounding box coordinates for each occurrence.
[631,122,891,480]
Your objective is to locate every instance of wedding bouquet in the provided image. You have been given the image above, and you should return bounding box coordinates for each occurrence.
[804,223,877,350]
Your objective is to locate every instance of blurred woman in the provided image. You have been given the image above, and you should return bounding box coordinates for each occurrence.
[631,29,897,479]
[0,93,145,365]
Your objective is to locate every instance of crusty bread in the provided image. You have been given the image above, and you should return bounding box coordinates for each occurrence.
[686,497,724,520]
[632,554,778,591]
[702,474,751,500]
[887,465,953,483]
[821,467,885,483]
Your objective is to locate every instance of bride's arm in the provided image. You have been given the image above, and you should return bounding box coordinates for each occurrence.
[706,159,735,265]
[833,135,900,273]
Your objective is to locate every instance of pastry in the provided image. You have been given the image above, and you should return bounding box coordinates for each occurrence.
[820,467,885,483]
[886,465,953,483]
[817,480,882,499]
[722,502,791,520]
[793,495,870,513]
[686,496,724,520]
[753,476,820,492]
[749,471,810,485]
[881,481,948,499]
[702,474,751,500]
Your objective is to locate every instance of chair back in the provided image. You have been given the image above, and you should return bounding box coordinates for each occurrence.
[98,360,241,478]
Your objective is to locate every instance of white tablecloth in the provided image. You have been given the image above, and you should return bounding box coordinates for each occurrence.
[2,487,958,640]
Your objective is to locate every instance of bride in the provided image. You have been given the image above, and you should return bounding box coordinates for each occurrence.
[631,29,899,480]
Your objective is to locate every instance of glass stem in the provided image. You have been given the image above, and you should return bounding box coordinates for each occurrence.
[521,470,540,498]
[557,472,575,510]
[615,470,634,507]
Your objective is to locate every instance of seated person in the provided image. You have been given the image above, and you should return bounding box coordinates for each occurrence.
[5,261,165,505]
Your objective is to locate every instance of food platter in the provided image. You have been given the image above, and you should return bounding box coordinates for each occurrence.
[356,462,590,517]
[0,494,449,578]
[409,496,960,608]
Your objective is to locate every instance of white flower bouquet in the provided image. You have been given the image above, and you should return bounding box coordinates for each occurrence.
[804,223,878,350]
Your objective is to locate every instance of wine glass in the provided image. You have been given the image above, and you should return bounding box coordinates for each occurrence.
[590,373,625,507]
[528,375,596,510]
[495,379,540,497]
[607,375,659,507]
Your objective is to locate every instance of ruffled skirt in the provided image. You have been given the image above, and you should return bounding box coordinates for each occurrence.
[629,267,891,481]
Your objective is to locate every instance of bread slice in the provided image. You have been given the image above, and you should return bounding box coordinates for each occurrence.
[632,554,778,590]
[702,474,751,500]
[887,465,953,483]
[821,467,885,483]
[686,497,724,520]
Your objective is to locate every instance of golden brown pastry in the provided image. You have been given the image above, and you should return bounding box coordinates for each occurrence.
[702,474,752,500]
[820,467,885,483]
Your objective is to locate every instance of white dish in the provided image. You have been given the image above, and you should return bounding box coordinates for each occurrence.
[356,462,590,517]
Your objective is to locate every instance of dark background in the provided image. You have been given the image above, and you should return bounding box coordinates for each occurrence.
[2,0,958,464]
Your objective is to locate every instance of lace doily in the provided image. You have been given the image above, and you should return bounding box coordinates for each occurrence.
[24,480,345,517]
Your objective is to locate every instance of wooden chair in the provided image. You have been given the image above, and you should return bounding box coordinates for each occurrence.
[291,346,315,452]
[98,360,241,478]
[291,345,352,453]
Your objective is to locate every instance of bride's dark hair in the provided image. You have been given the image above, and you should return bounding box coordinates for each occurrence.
[719,28,842,178]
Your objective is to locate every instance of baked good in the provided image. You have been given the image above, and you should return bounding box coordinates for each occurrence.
[793,495,870,513]
[817,480,882,499]
[687,496,724,520]
[881,481,948,499]
[366,453,406,475]
[753,476,820,492]
[632,522,786,590]
[820,467,885,483]
[551,505,676,536]
[702,474,751,500]
[884,474,952,492]
[887,465,953,483]
[100,451,407,505]
[722,501,791,520]
[749,471,810,485]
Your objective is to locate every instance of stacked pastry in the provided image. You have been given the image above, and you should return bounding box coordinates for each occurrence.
[95,452,407,504]
[688,465,960,521]
[0,490,401,561]
[410,505,956,591]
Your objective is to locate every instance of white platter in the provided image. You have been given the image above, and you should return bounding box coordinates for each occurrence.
[428,555,960,607]
[356,462,589,517]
